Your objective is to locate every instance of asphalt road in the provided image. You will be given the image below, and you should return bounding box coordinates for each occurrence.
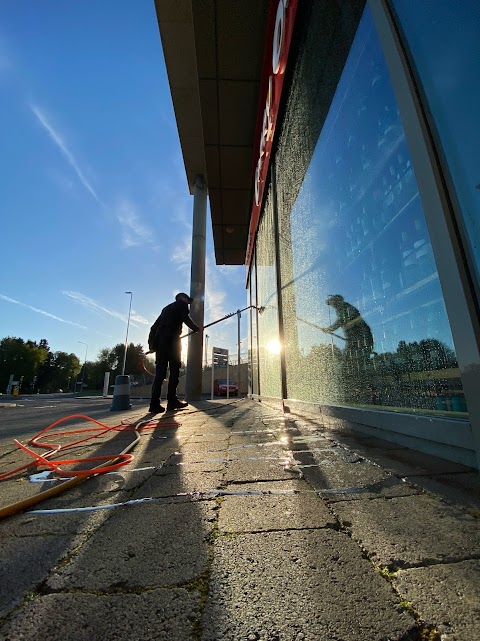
[0,395,148,445]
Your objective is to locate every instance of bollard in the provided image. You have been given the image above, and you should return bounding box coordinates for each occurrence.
[110,375,132,411]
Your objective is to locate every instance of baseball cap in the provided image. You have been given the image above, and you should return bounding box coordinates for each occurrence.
[176,292,193,304]
[326,294,344,305]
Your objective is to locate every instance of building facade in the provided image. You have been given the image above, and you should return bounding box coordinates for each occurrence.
[156,0,480,469]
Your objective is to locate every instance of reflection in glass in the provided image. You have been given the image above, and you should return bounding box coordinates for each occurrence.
[391,0,480,292]
[276,7,466,416]
[256,186,282,399]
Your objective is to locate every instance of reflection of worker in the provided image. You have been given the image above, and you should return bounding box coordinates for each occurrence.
[323,295,374,362]
[148,293,200,414]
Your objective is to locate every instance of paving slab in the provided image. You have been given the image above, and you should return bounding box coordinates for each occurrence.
[0,589,201,641]
[394,560,480,641]
[0,478,59,510]
[0,535,76,618]
[320,475,420,502]
[46,502,215,590]
[227,445,286,462]
[406,475,480,512]
[224,460,299,483]
[201,529,415,641]
[300,447,363,464]
[333,494,480,567]
[229,432,283,445]
[289,437,338,450]
[133,469,224,497]
[406,473,480,510]
[299,459,398,491]
[163,458,226,473]
[178,440,230,455]
[165,449,227,465]
[361,448,473,476]
[184,433,230,445]
[331,435,409,451]
[218,492,337,532]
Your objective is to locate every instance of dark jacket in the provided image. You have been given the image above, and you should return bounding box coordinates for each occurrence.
[326,302,374,352]
[148,300,199,350]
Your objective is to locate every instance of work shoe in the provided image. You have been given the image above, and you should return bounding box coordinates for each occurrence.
[166,398,188,411]
[148,404,165,414]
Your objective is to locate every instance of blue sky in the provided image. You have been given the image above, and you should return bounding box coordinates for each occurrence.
[0,0,248,365]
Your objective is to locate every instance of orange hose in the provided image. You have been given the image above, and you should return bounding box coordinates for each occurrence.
[0,414,180,482]
[142,352,155,377]
[0,413,182,520]
[13,439,133,477]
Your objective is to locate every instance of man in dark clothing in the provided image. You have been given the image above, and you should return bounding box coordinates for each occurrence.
[323,294,374,359]
[322,294,374,403]
[148,292,200,414]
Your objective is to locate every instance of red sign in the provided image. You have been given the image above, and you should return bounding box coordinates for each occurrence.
[246,0,299,267]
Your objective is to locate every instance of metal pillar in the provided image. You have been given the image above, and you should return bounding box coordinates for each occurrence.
[237,309,241,392]
[186,175,207,401]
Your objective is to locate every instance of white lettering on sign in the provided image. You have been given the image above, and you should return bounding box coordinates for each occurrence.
[272,0,288,74]
[254,0,289,207]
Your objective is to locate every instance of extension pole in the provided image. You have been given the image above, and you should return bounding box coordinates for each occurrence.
[180,305,262,339]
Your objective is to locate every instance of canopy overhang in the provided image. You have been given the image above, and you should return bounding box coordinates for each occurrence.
[155,0,269,265]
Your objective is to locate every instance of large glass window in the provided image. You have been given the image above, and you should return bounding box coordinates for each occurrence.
[256,186,282,399]
[390,0,480,293]
[277,7,466,416]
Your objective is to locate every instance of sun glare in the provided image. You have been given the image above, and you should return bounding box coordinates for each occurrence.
[266,339,282,354]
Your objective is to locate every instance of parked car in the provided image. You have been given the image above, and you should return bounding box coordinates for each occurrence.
[213,379,238,396]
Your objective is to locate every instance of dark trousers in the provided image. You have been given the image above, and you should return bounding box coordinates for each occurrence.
[150,335,181,405]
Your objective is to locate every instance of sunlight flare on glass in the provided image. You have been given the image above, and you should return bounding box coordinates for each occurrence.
[266,339,282,354]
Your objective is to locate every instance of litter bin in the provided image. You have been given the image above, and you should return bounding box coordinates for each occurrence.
[12,386,19,396]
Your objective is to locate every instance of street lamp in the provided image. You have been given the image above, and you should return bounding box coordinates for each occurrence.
[204,334,209,368]
[121,291,133,376]
[77,341,88,394]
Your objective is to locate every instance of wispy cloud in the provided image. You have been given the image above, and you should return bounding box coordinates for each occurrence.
[171,233,237,325]
[63,290,151,327]
[30,104,103,206]
[115,199,154,248]
[205,256,229,324]
[171,234,192,274]
[0,293,87,329]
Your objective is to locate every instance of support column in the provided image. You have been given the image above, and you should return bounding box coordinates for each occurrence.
[186,175,207,401]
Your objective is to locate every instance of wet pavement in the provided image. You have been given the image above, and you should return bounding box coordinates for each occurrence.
[0,398,479,640]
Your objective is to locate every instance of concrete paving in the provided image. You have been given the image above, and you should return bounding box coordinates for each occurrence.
[0,398,479,641]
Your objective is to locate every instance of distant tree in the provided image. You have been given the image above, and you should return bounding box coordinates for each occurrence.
[83,344,150,389]
[109,343,146,377]
[36,339,53,391]
[97,347,118,371]
[0,337,48,391]
[41,351,81,392]
[85,359,111,390]
[36,351,81,392]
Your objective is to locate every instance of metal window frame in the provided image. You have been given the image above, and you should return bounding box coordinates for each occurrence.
[364,0,480,469]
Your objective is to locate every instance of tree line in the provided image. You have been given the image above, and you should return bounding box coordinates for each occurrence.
[0,337,156,394]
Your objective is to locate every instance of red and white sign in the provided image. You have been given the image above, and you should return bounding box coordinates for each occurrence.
[246,0,299,267]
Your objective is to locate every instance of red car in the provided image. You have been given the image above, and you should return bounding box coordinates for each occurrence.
[213,379,239,396]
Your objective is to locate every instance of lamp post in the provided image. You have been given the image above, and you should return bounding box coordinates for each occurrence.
[204,334,209,369]
[77,341,88,394]
[121,291,132,376]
